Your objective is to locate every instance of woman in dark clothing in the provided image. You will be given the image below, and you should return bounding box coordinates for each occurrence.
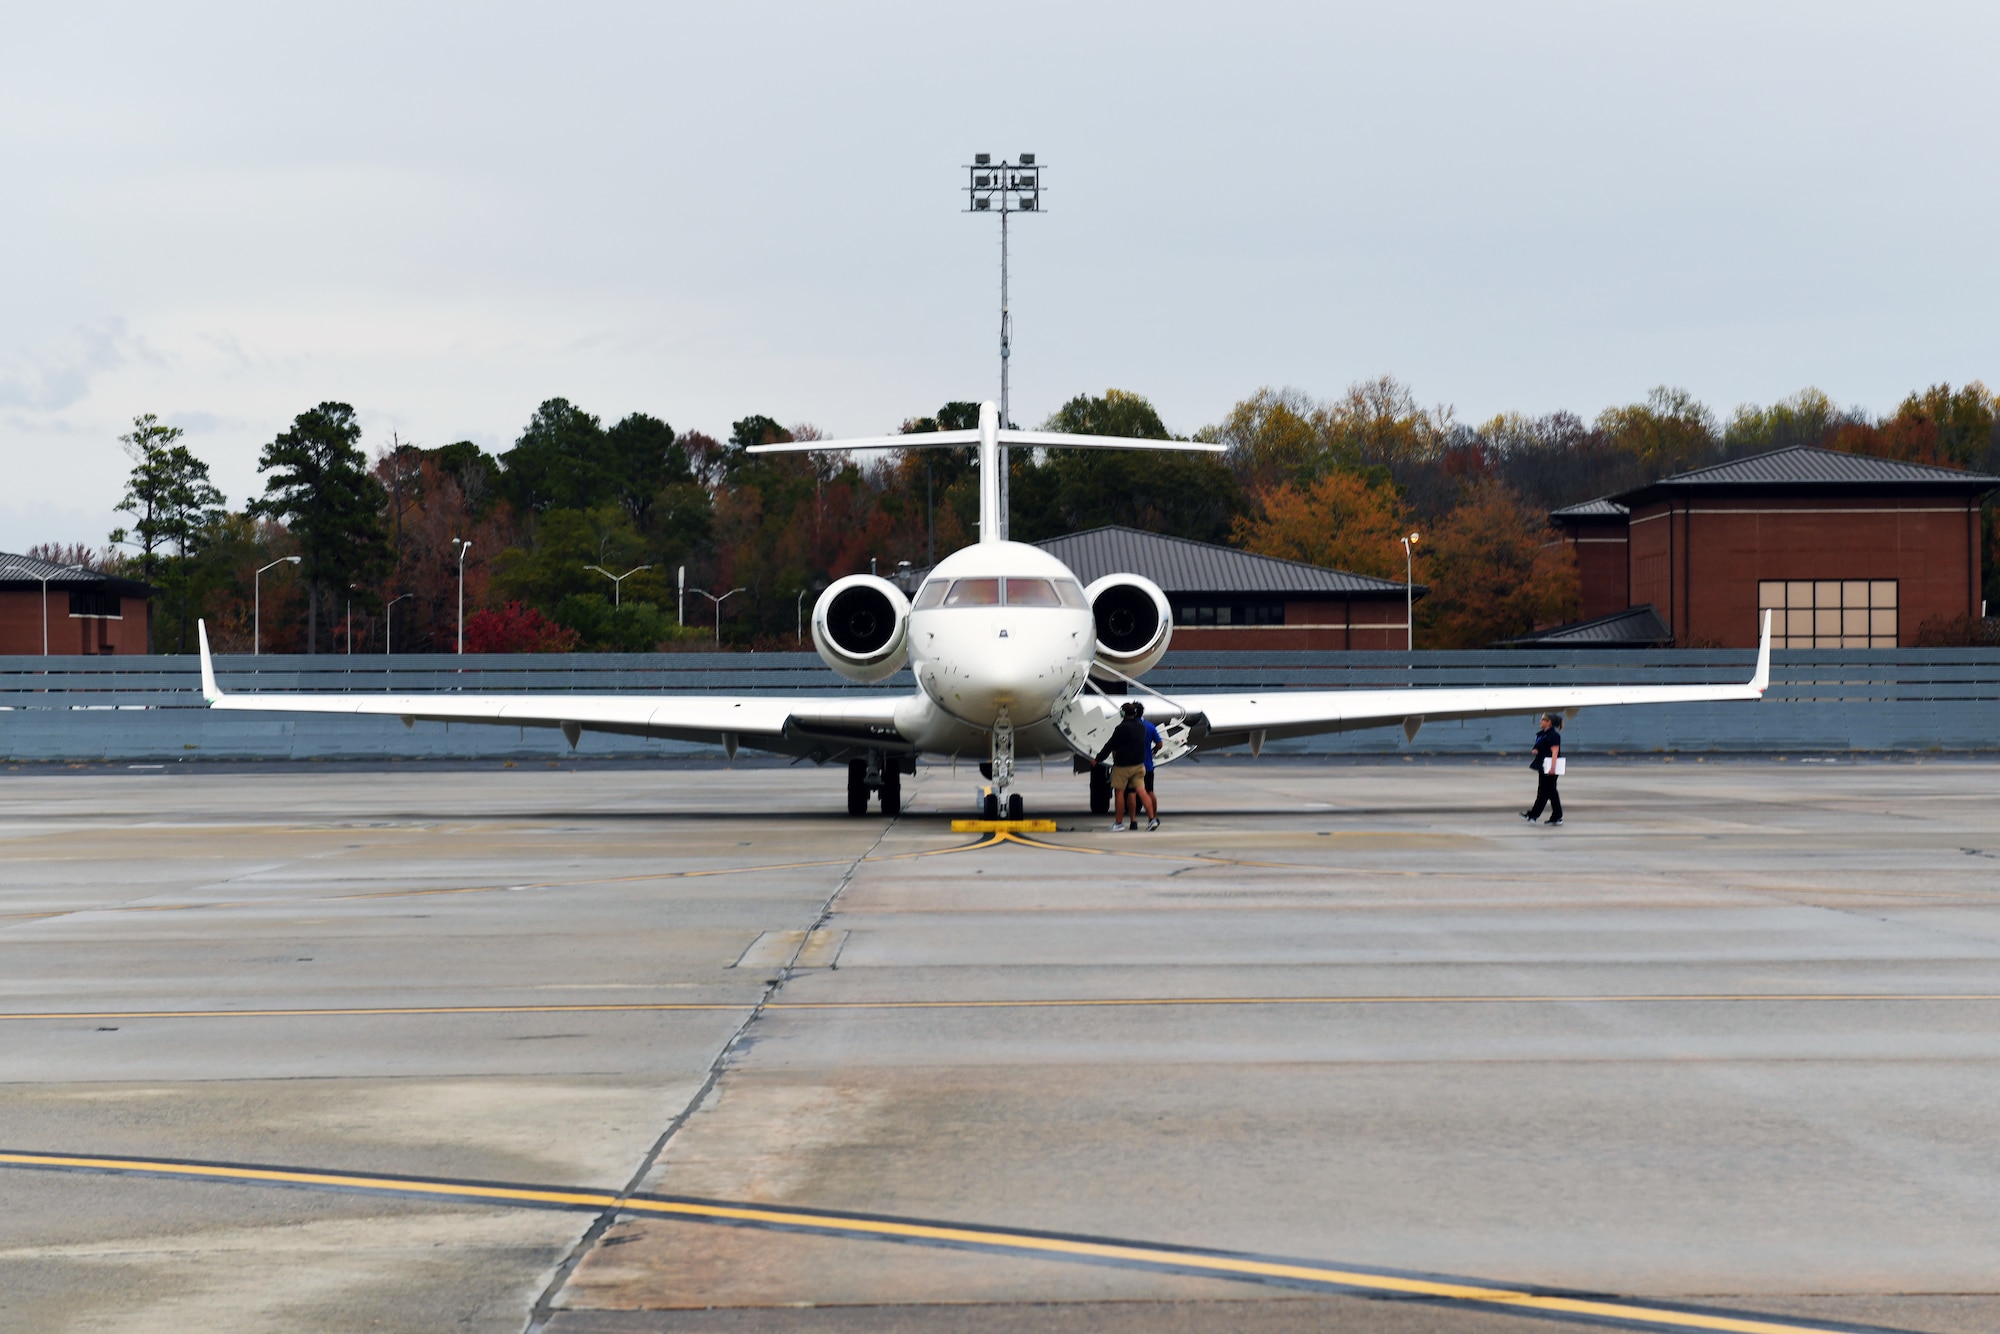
[1522,713,1563,826]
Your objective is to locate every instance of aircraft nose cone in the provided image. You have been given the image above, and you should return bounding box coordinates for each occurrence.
[928,623,1074,727]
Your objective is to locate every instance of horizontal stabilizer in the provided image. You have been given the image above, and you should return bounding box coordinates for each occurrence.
[747,429,1220,454]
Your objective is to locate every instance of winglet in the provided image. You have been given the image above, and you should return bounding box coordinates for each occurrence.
[197,619,223,704]
[1749,609,1771,695]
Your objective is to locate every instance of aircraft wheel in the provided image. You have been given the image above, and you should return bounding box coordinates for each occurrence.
[1088,763,1112,815]
[879,770,902,816]
[846,760,869,816]
[982,792,1000,820]
[1006,793,1024,820]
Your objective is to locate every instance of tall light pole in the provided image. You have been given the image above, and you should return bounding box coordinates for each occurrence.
[0,560,81,656]
[795,589,808,645]
[253,556,301,657]
[689,587,744,643]
[585,563,651,608]
[385,593,413,656]
[450,538,471,654]
[1400,532,1420,652]
[677,566,685,627]
[965,152,1042,539]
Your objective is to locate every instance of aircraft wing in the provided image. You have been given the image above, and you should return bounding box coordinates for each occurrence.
[195,622,908,759]
[1156,613,1772,753]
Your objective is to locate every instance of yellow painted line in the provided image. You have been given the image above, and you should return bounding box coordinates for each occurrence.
[0,1002,753,1021]
[0,1150,1881,1334]
[3,994,1995,1023]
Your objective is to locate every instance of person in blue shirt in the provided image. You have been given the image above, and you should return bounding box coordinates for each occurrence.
[1133,702,1162,832]
[1522,713,1563,826]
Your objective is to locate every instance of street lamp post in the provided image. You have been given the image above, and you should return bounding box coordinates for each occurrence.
[450,538,471,654]
[965,151,1043,538]
[385,593,413,656]
[0,561,82,656]
[689,587,745,643]
[796,589,808,645]
[1400,532,1420,652]
[584,563,652,608]
[253,556,302,657]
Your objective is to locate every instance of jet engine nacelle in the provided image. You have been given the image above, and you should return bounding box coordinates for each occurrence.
[812,575,911,683]
[1084,574,1172,681]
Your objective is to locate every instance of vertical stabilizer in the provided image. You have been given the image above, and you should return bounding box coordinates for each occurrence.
[977,401,1003,543]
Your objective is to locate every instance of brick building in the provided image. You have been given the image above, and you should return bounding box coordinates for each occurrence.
[1034,526,1424,650]
[0,554,152,655]
[1549,446,1998,649]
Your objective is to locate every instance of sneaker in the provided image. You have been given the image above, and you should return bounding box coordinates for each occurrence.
[1548,819,1563,827]
[1520,812,1537,822]
[1147,818,1160,831]
[1129,819,1140,832]
[1110,822,1127,832]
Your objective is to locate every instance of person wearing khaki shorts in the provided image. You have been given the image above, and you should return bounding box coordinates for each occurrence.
[1095,701,1161,831]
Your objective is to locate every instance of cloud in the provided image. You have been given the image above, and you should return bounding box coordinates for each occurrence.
[0,319,137,412]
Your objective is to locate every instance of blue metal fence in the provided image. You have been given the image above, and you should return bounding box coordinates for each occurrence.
[4,648,1999,761]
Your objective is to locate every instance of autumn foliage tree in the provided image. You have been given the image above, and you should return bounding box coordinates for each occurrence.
[1232,471,1410,582]
[463,602,581,652]
[1415,484,1578,648]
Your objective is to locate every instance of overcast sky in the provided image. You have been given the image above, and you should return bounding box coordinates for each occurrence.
[4,2,1997,551]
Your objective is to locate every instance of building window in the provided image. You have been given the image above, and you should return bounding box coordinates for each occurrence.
[1173,599,1284,627]
[1758,579,1895,648]
[68,590,123,619]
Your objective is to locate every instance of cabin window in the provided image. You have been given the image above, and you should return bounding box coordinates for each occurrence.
[912,580,948,611]
[1758,579,1895,648]
[68,590,123,619]
[1055,580,1089,609]
[943,577,1001,607]
[1002,577,1060,607]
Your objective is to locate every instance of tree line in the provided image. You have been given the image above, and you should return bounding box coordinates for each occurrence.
[61,377,2000,653]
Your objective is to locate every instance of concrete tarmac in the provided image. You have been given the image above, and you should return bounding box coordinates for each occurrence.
[1,757,1996,1333]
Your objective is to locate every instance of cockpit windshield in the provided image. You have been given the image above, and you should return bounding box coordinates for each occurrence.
[943,578,1001,607]
[920,576,1088,609]
[1003,578,1060,607]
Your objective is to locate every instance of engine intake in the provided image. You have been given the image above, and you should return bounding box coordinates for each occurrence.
[813,575,911,683]
[1084,574,1172,680]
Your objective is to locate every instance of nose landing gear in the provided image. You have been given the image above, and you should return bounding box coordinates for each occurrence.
[980,706,1024,820]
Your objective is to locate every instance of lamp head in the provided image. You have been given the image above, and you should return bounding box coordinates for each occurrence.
[285,556,301,564]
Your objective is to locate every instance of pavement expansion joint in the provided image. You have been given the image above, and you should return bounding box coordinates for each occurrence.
[0,1151,1919,1334]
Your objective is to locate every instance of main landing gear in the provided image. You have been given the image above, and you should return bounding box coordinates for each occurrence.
[1088,762,1112,815]
[846,750,908,816]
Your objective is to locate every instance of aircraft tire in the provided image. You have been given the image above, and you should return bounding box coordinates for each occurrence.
[1007,792,1024,820]
[846,760,869,816]
[879,770,902,816]
[1088,763,1112,815]
[982,792,1000,820]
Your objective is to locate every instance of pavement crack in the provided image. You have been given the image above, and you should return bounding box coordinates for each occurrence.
[520,819,895,1334]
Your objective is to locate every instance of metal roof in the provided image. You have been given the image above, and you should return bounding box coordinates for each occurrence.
[1612,445,2000,505]
[1549,497,1629,519]
[1496,604,1673,648]
[1033,526,1422,598]
[0,552,149,595]
[0,552,110,584]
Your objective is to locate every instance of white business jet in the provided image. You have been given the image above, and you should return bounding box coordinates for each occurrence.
[197,401,1769,818]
